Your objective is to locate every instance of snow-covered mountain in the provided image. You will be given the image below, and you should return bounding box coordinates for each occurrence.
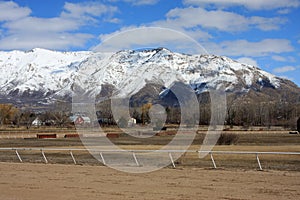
[0,47,298,106]
[0,48,91,97]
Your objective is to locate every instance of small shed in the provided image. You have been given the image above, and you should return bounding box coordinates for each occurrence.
[32,117,42,126]
[128,118,136,127]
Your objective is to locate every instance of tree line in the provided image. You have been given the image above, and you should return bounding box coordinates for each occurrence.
[0,103,71,129]
[1,98,299,130]
[95,98,299,130]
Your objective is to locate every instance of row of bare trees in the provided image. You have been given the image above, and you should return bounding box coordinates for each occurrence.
[0,102,72,129]
[94,95,300,129]
[225,100,300,129]
[0,104,38,129]
[1,98,299,129]
[95,99,299,130]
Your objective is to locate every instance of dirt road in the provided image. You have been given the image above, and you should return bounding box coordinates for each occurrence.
[0,162,299,200]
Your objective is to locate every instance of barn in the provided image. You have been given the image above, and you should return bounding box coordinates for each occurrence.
[70,115,91,125]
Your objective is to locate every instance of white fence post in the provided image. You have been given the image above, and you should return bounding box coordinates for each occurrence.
[256,153,263,171]
[15,150,22,163]
[41,150,48,164]
[210,152,217,169]
[100,152,106,165]
[168,152,176,168]
[132,152,140,166]
[0,148,299,170]
[70,151,76,165]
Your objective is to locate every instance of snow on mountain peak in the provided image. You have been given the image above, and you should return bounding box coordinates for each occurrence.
[0,48,282,103]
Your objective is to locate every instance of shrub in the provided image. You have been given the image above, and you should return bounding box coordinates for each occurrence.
[217,133,239,145]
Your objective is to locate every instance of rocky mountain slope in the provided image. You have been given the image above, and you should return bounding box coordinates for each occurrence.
[0,48,299,107]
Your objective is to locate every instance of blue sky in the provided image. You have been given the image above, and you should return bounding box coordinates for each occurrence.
[0,0,299,86]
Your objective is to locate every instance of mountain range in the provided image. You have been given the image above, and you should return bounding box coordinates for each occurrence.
[0,47,299,109]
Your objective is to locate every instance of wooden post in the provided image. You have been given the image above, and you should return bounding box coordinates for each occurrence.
[256,153,263,171]
[132,152,139,166]
[297,117,300,133]
[41,150,48,164]
[168,153,176,168]
[100,152,106,165]
[15,150,23,163]
[70,151,76,165]
[210,153,217,169]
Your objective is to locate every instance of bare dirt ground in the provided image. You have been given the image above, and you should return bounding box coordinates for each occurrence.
[0,128,299,199]
[0,162,299,200]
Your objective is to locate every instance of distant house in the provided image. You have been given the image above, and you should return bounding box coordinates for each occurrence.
[70,115,91,125]
[128,117,137,127]
[32,117,42,127]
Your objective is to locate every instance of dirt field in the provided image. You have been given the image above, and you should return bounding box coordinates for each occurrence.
[0,128,299,199]
[0,162,299,200]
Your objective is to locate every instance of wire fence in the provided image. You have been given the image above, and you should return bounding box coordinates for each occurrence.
[0,147,299,171]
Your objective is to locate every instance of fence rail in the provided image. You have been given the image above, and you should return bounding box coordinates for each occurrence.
[0,147,299,171]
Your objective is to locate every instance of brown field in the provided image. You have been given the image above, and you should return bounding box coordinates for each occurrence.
[0,127,299,199]
[0,162,299,200]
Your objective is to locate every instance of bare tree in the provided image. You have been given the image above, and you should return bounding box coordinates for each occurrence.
[19,111,36,129]
[0,104,19,126]
[52,100,71,128]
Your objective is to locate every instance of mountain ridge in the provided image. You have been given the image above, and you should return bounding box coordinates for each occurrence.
[0,48,299,107]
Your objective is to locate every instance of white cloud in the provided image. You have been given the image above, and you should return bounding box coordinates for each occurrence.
[250,16,286,31]
[272,55,288,62]
[272,55,296,62]
[236,57,258,67]
[0,33,92,50]
[207,39,294,57]
[106,18,121,24]
[277,9,292,14]
[161,7,284,32]
[4,17,80,33]
[183,0,300,10]
[61,2,117,20]
[4,2,118,34]
[0,1,31,21]
[136,0,159,5]
[152,20,212,41]
[273,66,296,73]
[94,26,208,54]
[109,0,159,6]
[0,2,118,50]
